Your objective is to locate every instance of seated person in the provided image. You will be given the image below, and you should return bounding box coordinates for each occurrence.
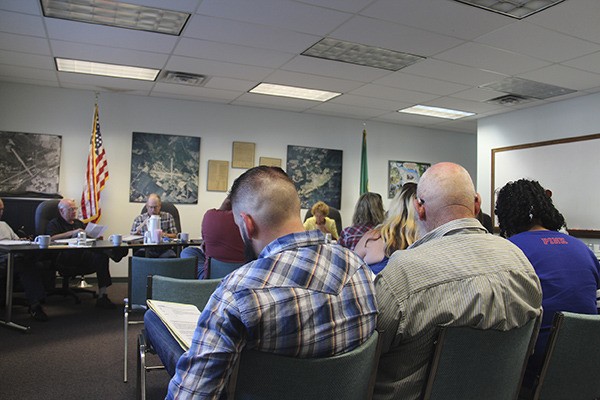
[0,198,49,321]
[303,201,339,240]
[46,198,116,309]
[180,194,245,279]
[130,193,177,258]
[495,179,600,391]
[145,166,377,398]
[354,183,419,275]
[338,192,385,251]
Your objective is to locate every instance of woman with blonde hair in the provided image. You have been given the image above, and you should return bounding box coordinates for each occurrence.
[355,183,419,274]
[303,201,339,240]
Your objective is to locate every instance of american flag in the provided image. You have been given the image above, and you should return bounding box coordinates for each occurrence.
[81,104,109,223]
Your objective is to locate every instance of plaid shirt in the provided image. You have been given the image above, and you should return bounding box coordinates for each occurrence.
[338,223,375,251]
[167,230,378,400]
[130,211,177,235]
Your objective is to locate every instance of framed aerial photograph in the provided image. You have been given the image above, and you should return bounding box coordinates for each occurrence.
[0,131,62,196]
[232,141,255,169]
[388,160,430,198]
[130,132,200,204]
[286,145,343,209]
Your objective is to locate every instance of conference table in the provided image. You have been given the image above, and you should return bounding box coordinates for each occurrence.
[0,239,197,332]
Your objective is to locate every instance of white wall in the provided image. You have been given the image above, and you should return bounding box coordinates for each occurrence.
[1,82,476,276]
[477,91,600,244]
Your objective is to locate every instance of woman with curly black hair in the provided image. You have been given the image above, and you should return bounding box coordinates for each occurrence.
[495,179,599,391]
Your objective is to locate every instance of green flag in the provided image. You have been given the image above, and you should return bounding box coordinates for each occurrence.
[360,129,369,195]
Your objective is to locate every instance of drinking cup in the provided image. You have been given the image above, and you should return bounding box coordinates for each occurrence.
[178,232,189,243]
[144,231,152,244]
[34,235,50,248]
[77,231,87,246]
[109,234,122,246]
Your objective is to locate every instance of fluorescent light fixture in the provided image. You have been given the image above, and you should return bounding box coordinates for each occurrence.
[41,0,190,35]
[454,0,565,19]
[249,83,341,102]
[56,58,159,81]
[480,77,576,99]
[399,105,475,120]
[302,38,425,71]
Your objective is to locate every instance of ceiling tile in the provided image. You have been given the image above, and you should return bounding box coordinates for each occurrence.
[0,0,42,14]
[265,70,364,93]
[373,72,469,96]
[306,102,388,119]
[435,42,550,76]
[361,0,512,40]
[174,38,294,68]
[475,21,600,63]
[297,0,375,13]
[0,49,55,70]
[564,51,600,75]
[349,84,439,104]
[518,64,600,91]
[331,15,464,57]
[232,92,317,111]
[152,83,241,101]
[281,55,391,82]
[166,56,274,81]
[57,71,156,91]
[0,10,46,37]
[197,0,352,36]
[183,15,320,53]
[330,94,413,111]
[451,87,506,102]
[526,0,600,44]
[125,0,201,13]
[0,64,57,81]
[0,32,51,55]
[402,59,506,86]
[426,96,503,114]
[203,76,256,92]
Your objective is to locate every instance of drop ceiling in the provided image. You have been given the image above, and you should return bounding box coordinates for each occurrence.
[2,0,600,134]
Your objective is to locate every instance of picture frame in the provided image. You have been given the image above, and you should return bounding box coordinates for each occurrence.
[286,145,343,209]
[232,141,255,169]
[207,160,229,192]
[388,160,430,199]
[259,157,282,167]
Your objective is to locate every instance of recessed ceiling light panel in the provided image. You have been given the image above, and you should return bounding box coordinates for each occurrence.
[41,0,190,35]
[399,105,475,120]
[480,77,576,99]
[302,38,425,71]
[454,0,566,19]
[56,58,159,81]
[249,83,341,102]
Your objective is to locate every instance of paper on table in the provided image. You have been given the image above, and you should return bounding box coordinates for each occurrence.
[85,222,107,239]
[0,240,31,245]
[54,238,96,244]
[122,235,144,243]
[146,299,201,350]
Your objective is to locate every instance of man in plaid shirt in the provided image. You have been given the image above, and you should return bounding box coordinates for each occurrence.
[167,166,377,399]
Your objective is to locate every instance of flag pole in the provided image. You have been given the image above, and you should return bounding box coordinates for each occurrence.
[360,124,369,195]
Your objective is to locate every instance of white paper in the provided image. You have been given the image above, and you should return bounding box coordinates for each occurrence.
[54,238,96,244]
[0,240,31,245]
[146,299,200,350]
[85,222,108,239]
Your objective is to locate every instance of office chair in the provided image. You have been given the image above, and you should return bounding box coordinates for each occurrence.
[137,275,222,399]
[206,257,244,279]
[123,256,197,383]
[34,198,96,303]
[228,330,381,400]
[304,205,343,236]
[422,317,538,400]
[531,312,600,400]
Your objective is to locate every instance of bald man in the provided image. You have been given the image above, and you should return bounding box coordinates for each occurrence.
[165,166,377,399]
[373,162,543,400]
[46,198,115,309]
[130,193,177,257]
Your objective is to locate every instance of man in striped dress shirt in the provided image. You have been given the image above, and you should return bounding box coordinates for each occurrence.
[168,166,378,400]
[373,162,542,400]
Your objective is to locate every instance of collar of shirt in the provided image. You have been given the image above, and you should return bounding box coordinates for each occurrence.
[258,230,325,259]
[409,218,487,249]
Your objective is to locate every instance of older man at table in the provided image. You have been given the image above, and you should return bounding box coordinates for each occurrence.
[130,193,177,258]
[46,198,115,309]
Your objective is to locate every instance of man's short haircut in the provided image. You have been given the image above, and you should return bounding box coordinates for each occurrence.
[230,166,300,226]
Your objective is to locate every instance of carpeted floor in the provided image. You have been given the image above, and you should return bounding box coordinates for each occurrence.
[0,281,171,400]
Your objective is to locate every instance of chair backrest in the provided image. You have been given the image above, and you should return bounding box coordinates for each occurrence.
[207,257,244,279]
[304,206,343,236]
[128,256,197,309]
[229,331,380,400]
[532,312,600,400]
[422,317,538,400]
[140,201,182,233]
[34,199,61,235]
[148,275,221,310]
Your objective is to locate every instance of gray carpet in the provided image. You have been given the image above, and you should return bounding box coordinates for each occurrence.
[0,281,171,400]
